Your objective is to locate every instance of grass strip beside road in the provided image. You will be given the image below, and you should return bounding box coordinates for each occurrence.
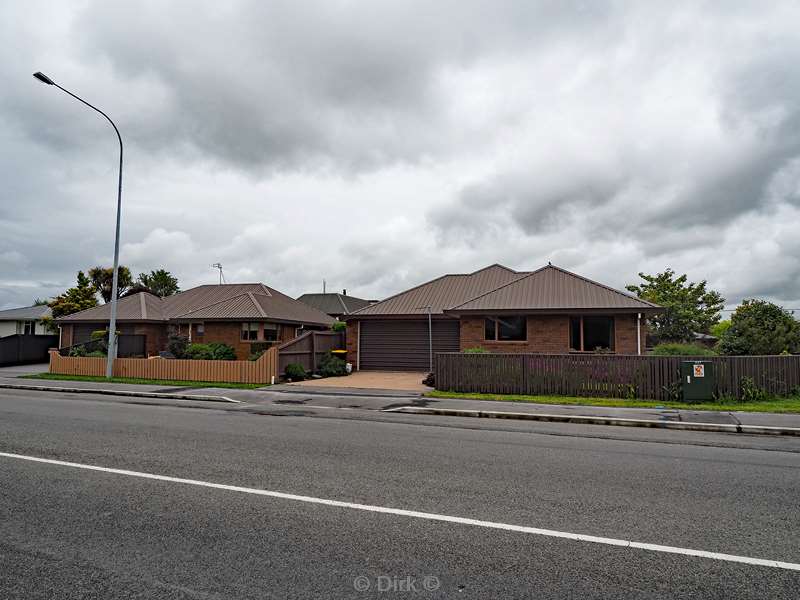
[427,390,800,414]
[19,373,264,390]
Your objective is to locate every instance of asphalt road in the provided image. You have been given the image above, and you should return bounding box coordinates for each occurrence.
[1,388,799,598]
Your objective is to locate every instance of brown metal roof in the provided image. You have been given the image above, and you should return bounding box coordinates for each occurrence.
[347,264,530,317]
[57,292,164,322]
[296,293,373,315]
[446,265,661,313]
[56,283,334,327]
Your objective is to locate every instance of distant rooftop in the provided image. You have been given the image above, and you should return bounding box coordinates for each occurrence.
[0,304,51,321]
[297,292,373,316]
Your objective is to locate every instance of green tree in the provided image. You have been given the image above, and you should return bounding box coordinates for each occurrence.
[626,269,725,342]
[710,320,731,339]
[48,271,99,318]
[88,266,133,303]
[137,269,180,297]
[718,299,800,355]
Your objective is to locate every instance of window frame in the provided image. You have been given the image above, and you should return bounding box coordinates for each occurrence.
[483,316,527,342]
[569,315,615,352]
[241,322,260,341]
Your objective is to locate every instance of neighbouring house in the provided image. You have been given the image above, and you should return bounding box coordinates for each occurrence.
[55,283,335,359]
[343,264,661,371]
[296,290,375,319]
[0,304,52,337]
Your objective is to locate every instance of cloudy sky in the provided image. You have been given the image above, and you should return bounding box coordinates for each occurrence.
[2,1,799,311]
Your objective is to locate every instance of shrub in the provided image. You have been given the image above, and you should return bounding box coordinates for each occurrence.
[422,372,435,387]
[86,350,107,358]
[285,363,306,381]
[464,347,487,354]
[185,343,213,360]
[651,343,716,356]
[249,342,273,355]
[167,334,189,358]
[208,342,236,360]
[249,350,266,361]
[318,353,347,377]
[740,377,771,403]
[331,321,346,332]
[68,345,87,357]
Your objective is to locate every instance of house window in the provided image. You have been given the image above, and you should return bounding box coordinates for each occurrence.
[195,323,204,335]
[241,322,259,341]
[484,316,527,341]
[17,321,35,335]
[569,316,615,351]
[263,323,279,342]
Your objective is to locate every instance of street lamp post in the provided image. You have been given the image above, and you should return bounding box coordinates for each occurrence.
[34,71,123,379]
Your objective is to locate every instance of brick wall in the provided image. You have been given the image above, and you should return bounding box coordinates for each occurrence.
[133,323,167,357]
[614,314,644,355]
[346,321,359,369]
[201,322,253,360]
[460,315,570,353]
[460,314,644,355]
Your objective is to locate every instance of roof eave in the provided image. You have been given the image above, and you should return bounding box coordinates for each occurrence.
[444,307,664,316]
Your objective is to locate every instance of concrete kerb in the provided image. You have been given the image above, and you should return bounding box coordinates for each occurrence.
[0,383,240,404]
[382,406,800,436]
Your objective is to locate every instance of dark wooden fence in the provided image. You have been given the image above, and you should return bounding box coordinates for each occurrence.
[277,331,345,374]
[0,334,58,366]
[435,353,800,401]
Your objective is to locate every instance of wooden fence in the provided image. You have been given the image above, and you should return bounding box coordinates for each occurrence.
[435,353,800,401]
[277,330,345,374]
[49,347,279,384]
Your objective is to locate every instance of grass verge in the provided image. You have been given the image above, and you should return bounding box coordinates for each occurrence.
[18,373,264,390]
[426,390,800,414]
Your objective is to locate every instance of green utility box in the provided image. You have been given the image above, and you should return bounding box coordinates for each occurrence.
[681,361,715,402]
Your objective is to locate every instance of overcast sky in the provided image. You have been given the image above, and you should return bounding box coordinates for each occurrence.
[2,1,799,311]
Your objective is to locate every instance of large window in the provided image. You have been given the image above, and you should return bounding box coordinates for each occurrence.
[241,322,259,341]
[484,316,527,341]
[569,316,615,351]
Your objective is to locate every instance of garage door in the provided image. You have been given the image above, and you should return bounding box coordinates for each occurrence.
[359,319,460,371]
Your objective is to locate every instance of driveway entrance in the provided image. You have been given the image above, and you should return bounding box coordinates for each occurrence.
[287,371,430,392]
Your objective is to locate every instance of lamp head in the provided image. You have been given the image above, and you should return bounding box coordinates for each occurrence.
[33,72,55,85]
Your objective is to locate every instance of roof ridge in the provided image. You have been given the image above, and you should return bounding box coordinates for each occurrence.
[171,292,253,319]
[248,292,268,318]
[347,273,458,316]
[546,264,661,308]
[139,292,147,320]
[468,263,522,276]
[448,265,549,310]
[336,293,349,314]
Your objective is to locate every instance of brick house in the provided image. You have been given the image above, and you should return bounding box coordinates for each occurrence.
[56,283,334,360]
[344,264,661,371]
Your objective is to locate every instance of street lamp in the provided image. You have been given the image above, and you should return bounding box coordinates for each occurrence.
[34,71,123,379]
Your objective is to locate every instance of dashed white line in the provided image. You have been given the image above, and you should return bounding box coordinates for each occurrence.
[1,451,797,571]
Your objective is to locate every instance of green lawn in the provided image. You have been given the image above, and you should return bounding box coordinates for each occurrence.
[426,390,800,413]
[19,373,265,390]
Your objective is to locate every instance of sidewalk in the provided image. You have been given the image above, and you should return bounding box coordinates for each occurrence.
[3,372,800,434]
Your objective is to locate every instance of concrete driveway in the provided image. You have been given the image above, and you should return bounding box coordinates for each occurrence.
[287,370,431,392]
[0,363,49,378]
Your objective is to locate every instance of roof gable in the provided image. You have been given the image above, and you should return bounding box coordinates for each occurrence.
[297,292,372,315]
[447,265,660,312]
[348,264,528,317]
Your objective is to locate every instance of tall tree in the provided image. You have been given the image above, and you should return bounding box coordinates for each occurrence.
[137,269,180,297]
[48,271,99,318]
[88,266,133,303]
[626,269,725,342]
[718,300,800,355]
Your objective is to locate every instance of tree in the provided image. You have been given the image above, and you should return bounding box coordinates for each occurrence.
[137,269,180,297]
[48,271,99,318]
[626,269,725,342]
[88,266,133,303]
[718,299,800,355]
[710,320,731,339]
[33,297,50,306]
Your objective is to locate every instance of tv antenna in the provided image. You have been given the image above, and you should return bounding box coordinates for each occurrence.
[212,263,226,285]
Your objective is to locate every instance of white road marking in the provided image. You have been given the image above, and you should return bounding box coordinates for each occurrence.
[2,450,798,571]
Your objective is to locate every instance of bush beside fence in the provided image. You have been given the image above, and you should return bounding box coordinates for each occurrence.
[435,353,800,401]
[49,347,279,384]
